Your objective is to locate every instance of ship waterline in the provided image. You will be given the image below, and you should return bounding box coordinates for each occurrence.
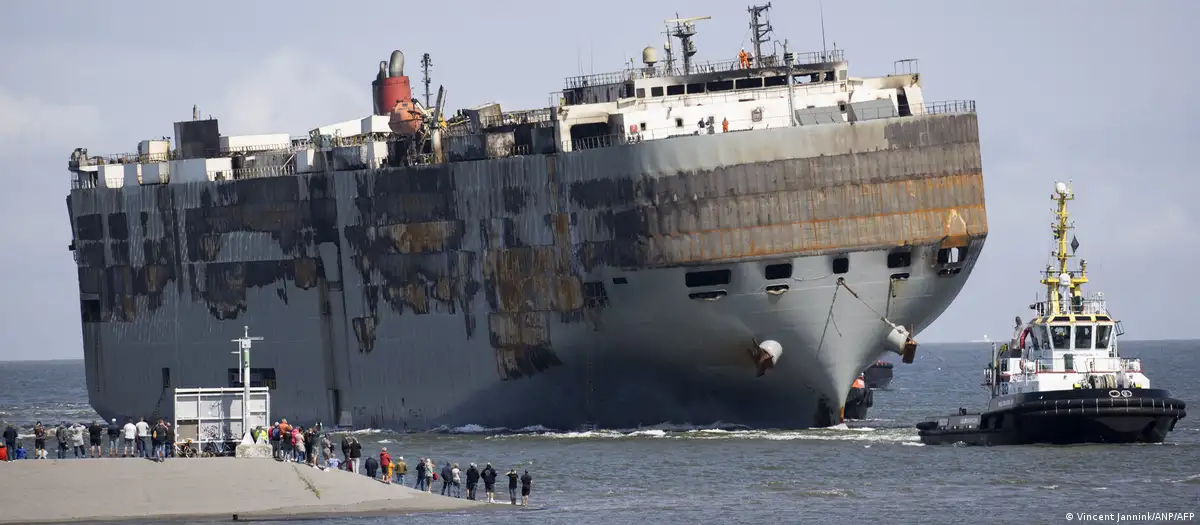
[71,115,984,430]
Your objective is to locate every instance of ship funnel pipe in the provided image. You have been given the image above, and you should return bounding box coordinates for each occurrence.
[389,50,405,77]
[377,61,388,81]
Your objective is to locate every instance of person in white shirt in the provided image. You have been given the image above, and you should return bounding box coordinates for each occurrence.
[122,420,137,457]
[135,418,150,458]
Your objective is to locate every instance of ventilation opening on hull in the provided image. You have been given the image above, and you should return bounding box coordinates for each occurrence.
[689,290,727,301]
[612,277,628,284]
[685,269,731,288]
[832,257,849,275]
[228,368,278,390]
[765,263,793,280]
[937,246,967,265]
[765,284,789,295]
[887,251,912,268]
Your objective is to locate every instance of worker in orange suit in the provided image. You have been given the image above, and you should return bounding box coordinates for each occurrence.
[722,118,729,132]
[738,48,750,69]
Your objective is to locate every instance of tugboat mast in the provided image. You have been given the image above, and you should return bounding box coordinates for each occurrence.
[1039,181,1089,315]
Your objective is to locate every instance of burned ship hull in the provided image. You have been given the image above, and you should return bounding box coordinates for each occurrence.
[68,112,986,431]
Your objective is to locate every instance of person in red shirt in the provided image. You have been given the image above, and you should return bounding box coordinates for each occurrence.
[380,448,393,484]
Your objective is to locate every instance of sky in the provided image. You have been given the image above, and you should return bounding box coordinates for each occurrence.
[1,0,1197,361]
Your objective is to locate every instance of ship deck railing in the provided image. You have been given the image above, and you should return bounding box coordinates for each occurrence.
[560,99,976,152]
[1031,297,1110,317]
[1016,356,1142,374]
[564,49,846,89]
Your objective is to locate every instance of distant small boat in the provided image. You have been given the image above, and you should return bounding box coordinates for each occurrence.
[968,335,991,343]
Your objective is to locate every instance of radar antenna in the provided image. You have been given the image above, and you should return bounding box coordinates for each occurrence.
[420,53,433,108]
[665,14,711,75]
[747,4,774,66]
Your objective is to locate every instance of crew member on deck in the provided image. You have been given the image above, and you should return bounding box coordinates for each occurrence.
[738,48,751,69]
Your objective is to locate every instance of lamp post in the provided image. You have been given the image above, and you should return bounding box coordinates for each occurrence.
[232,326,263,441]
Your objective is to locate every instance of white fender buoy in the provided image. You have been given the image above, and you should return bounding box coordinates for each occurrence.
[758,340,783,364]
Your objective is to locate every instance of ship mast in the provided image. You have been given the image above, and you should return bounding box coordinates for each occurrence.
[1039,182,1088,315]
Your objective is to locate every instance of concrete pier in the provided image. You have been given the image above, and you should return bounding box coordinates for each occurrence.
[0,458,486,524]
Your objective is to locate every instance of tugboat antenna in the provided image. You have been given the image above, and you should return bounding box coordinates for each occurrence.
[1040,180,1088,315]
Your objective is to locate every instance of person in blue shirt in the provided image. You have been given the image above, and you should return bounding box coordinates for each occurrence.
[14,442,27,460]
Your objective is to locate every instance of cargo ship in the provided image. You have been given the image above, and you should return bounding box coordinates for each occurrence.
[65,5,986,431]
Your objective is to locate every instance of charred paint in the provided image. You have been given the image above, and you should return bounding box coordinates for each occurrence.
[76,214,104,241]
[343,167,486,352]
[107,213,129,241]
[502,186,528,214]
[487,312,563,380]
[191,258,328,320]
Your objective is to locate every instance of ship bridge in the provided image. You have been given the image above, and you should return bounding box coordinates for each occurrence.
[559,49,848,107]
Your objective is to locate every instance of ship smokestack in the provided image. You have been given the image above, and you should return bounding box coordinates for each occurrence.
[388,50,405,77]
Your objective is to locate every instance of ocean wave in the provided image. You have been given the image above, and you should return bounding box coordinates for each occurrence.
[484,425,919,444]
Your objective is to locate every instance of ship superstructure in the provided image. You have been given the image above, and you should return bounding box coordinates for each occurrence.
[65,6,986,431]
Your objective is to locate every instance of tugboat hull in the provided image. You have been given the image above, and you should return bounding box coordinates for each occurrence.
[844,386,873,420]
[917,388,1187,446]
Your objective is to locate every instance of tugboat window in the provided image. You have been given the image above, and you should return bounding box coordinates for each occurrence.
[1095,325,1113,349]
[1073,324,1094,350]
[1050,326,1070,350]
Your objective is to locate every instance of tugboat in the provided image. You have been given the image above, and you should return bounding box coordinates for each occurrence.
[917,181,1187,445]
[843,374,873,420]
[863,361,894,390]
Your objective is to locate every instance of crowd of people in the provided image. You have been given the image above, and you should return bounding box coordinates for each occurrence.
[2,418,172,462]
[4,418,536,507]
[259,419,535,505]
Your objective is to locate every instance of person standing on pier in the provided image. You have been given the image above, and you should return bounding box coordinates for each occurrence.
[481,462,498,503]
[33,422,46,459]
[121,419,136,457]
[395,456,408,486]
[506,468,519,504]
[379,447,392,484]
[349,436,362,473]
[135,417,149,458]
[106,419,120,458]
[319,433,332,468]
[440,462,454,496]
[465,463,480,500]
[87,420,103,457]
[2,423,15,461]
[415,457,428,490]
[70,422,85,458]
[520,470,533,507]
[152,419,169,462]
[55,423,68,459]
